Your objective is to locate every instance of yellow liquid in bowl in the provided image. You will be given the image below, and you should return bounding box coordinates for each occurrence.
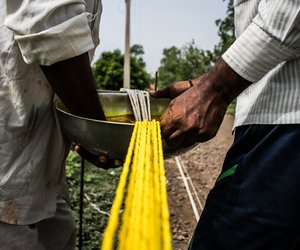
[106,114,161,123]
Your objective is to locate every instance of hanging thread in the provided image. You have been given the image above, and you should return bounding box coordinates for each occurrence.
[101,120,172,250]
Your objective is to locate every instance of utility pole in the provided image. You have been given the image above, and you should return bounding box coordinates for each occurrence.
[123,0,131,88]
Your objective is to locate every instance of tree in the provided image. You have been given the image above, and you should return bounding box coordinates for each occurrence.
[92,45,151,90]
[157,46,182,88]
[93,49,123,90]
[212,0,234,60]
[129,45,152,90]
[157,0,234,88]
[157,41,211,88]
[180,41,212,78]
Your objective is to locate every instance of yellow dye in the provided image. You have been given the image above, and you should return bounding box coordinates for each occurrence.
[106,114,162,123]
[101,120,172,250]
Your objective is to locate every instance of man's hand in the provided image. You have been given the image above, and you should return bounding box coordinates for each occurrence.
[157,59,251,149]
[150,79,196,99]
[41,53,121,166]
[75,145,123,169]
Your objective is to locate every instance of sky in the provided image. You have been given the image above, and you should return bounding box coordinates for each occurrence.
[94,0,229,76]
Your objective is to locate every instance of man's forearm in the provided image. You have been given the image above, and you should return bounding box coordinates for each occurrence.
[41,52,105,120]
[193,58,252,107]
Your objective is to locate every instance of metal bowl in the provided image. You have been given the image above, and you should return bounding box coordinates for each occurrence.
[54,90,195,159]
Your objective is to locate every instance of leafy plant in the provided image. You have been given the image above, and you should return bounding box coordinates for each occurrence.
[92,44,151,90]
[66,151,122,250]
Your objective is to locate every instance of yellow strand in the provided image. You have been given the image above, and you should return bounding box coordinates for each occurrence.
[101,123,139,250]
[152,120,162,248]
[157,121,172,250]
[101,120,172,250]
[117,123,142,249]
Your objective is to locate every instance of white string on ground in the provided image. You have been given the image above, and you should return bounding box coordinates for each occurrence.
[180,158,204,212]
[175,156,200,222]
[84,193,110,216]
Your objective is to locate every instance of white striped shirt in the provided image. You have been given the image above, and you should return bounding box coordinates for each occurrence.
[222,0,300,127]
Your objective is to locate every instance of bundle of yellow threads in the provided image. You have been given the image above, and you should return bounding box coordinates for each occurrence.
[101,120,172,250]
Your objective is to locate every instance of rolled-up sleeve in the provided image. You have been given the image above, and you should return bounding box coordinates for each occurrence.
[5,0,95,65]
[222,0,300,82]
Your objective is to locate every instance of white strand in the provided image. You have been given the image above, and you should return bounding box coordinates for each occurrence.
[180,157,203,211]
[84,193,110,216]
[120,89,151,121]
[175,156,200,222]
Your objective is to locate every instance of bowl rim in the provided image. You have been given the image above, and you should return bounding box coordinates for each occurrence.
[54,101,134,127]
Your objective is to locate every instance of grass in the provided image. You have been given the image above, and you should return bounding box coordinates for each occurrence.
[66,150,122,250]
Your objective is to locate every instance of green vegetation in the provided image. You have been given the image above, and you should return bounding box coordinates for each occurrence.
[227,99,236,115]
[92,44,151,90]
[157,41,212,89]
[158,0,234,89]
[66,151,122,250]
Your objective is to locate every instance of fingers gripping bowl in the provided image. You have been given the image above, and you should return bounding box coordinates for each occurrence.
[54,91,197,159]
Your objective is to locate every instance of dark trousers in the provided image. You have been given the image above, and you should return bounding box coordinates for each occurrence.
[189,124,300,250]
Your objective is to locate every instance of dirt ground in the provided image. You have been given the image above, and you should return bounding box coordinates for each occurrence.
[165,114,235,250]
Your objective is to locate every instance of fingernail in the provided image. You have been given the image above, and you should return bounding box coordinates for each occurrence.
[99,155,108,164]
[114,160,123,167]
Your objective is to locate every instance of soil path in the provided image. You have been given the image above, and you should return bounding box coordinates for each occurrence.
[165,114,234,250]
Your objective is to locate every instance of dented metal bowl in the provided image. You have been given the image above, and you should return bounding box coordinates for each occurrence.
[54,90,194,159]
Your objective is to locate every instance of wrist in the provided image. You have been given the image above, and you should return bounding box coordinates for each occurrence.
[206,58,252,106]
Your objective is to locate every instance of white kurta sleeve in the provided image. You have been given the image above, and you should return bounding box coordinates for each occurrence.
[222,0,300,82]
[4,0,95,65]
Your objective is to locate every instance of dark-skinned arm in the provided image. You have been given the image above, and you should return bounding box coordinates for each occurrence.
[155,58,251,148]
[40,52,105,120]
[41,52,122,168]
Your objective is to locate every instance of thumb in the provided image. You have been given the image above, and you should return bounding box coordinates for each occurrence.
[149,88,170,98]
